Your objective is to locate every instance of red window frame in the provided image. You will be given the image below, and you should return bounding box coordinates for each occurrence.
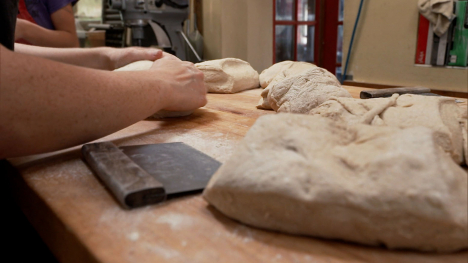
[273,0,341,74]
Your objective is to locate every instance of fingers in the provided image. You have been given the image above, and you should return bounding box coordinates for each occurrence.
[128,47,163,61]
[160,52,182,61]
[141,49,162,61]
[112,47,163,70]
[148,49,163,60]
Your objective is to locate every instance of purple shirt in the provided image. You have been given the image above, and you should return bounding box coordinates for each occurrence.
[24,0,78,30]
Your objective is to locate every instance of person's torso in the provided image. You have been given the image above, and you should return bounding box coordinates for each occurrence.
[21,0,57,30]
[0,0,18,50]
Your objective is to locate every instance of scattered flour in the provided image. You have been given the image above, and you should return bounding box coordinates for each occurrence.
[144,243,182,260]
[155,212,195,230]
[127,231,140,241]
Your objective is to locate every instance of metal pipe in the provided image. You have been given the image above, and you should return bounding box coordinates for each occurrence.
[178,31,203,62]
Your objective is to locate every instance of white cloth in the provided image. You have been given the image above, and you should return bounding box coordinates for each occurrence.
[418,0,455,36]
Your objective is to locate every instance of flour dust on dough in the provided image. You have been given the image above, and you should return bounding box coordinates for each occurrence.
[265,67,352,113]
[114,60,194,119]
[195,58,259,94]
[203,114,468,252]
[258,60,317,89]
[310,94,467,165]
[256,62,351,112]
[257,61,317,109]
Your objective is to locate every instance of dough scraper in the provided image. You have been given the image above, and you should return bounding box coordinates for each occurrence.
[360,86,464,103]
[359,86,440,99]
[82,141,221,209]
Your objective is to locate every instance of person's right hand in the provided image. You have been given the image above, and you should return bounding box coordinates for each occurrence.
[150,53,207,112]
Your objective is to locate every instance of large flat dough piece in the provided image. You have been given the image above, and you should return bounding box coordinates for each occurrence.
[195,58,259,93]
[310,94,465,165]
[203,114,468,252]
[266,67,352,113]
[114,60,193,119]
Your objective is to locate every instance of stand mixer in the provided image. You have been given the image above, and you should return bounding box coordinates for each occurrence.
[109,0,201,61]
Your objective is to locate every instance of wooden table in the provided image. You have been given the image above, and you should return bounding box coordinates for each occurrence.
[5,87,467,263]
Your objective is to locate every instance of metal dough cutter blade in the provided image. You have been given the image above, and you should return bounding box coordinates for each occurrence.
[82,141,221,209]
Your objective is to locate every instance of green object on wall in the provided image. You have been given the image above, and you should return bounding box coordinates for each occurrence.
[447,1,468,67]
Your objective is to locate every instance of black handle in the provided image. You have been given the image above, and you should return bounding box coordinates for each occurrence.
[82,142,166,209]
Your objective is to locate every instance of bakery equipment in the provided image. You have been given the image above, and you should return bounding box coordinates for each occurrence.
[109,0,201,61]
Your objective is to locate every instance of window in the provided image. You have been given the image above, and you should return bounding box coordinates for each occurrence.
[273,0,343,76]
[274,0,317,63]
[336,0,344,79]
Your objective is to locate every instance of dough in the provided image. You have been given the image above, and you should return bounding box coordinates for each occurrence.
[461,113,468,165]
[259,61,294,88]
[114,60,194,119]
[195,58,259,93]
[203,114,468,252]
[114,60,154,72]
[257,61,317,109]
[266,67,352,113]
[457,105,467,165]
[259,61,317,88]
[310,94,465,165]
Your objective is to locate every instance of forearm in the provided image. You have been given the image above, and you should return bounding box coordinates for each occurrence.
[0,45,168,158]
[15,43,114,70]
[19,22,79,48]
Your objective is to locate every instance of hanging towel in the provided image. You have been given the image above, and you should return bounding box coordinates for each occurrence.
[418,0,455,36]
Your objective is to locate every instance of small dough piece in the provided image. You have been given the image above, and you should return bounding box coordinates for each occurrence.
[114,61,194,119]
[257,86,272,109]
[310,94,465,165]
[195,58,259,93]
[204,114,468,252]
[267,67,352,113]
[257,61,317,109]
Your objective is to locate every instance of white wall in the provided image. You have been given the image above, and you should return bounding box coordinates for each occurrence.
[343,0,467,93]
[202,0,273,72]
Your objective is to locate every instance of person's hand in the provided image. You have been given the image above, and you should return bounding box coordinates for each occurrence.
[14,19,32,40]
[150,53,207,112]
[105,47,164,70]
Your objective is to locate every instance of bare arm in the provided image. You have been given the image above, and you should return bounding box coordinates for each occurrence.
[0,46,206,159]
[15,4,79,48]
[14,43,163,70]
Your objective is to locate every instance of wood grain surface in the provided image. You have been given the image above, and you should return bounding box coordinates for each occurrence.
[5,87,468,263]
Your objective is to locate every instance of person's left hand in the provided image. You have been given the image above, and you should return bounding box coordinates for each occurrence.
[104,47,164,70]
